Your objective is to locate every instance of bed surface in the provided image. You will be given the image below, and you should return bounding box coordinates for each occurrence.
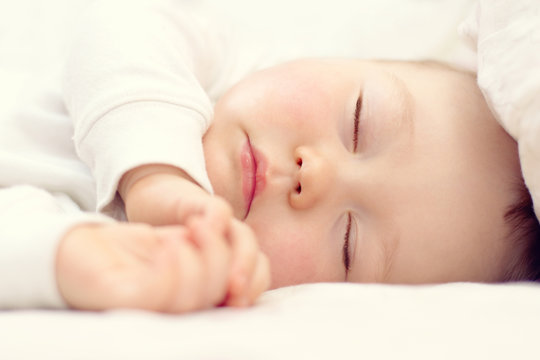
[2,282,540,359]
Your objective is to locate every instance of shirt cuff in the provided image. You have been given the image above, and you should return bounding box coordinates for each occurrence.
[75,101,214,215]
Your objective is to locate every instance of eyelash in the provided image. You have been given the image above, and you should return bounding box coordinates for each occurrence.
[352,95,362,152]
[343,213,352,275]
[342,95,362,277]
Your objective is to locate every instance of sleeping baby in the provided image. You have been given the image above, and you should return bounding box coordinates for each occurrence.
[1,0,538,312]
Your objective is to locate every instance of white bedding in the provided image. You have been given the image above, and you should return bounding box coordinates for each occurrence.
[1,283,540,359]
[2,0,540,359]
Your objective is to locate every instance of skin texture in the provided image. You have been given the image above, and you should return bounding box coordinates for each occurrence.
[203,59,522,288]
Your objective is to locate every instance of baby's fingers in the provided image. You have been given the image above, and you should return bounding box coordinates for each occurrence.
[201,196,233,234]
[226,220,270,307]
[246,253,271,305]
[187,217,232,308]
[154,227,205,313]
[226,252,271,308]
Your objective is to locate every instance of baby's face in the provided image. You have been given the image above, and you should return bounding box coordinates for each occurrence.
[203,59,520,288]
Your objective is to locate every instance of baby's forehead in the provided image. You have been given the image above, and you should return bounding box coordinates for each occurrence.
[392,60,483,109]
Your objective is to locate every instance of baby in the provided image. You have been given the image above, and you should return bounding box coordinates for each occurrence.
[2,0,539,312]
[57,58,538,313]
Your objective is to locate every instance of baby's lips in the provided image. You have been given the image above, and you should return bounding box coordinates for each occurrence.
[252,144,268,198]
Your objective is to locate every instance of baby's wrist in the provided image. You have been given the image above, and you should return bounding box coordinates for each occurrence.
[118,164,197,201]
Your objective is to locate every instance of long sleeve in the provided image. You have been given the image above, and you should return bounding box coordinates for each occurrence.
[63,0,232,216]
[0,186,111,309]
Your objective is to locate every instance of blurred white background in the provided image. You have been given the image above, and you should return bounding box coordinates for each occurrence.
[0,0,475,74]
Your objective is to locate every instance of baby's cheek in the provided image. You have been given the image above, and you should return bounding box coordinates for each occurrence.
[275,86,333,133]
[255,229,319,288]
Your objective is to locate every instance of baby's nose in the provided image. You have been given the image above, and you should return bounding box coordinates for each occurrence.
[289,146,334,210]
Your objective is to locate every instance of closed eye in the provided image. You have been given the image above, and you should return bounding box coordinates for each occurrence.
[343,213,352,277]
[353,95,362,152]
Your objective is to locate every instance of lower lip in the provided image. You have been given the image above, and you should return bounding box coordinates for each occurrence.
[241,139,267,216]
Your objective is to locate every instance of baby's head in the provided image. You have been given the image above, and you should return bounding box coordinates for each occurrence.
[202,58,540,287]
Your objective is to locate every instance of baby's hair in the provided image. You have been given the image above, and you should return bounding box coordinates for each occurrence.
[502,181,540,281]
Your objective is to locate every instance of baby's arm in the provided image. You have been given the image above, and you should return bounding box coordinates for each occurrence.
[0,186,106,309]
[59,0,270,310]
[63,0,222,218]
[47,164,270,311]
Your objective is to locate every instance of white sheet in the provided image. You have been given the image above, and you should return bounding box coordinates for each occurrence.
[1,283,540,359]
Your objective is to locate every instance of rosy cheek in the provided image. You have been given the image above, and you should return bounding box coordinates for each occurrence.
[256,229,318,288]
[280,96,311,125]
[267,80,331,130]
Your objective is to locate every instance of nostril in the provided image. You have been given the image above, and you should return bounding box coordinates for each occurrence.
[296,183,302,194]
[296,158,303,167]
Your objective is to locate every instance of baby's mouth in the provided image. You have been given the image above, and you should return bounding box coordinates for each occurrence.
[241,138,256,218]
[240,136,267,219]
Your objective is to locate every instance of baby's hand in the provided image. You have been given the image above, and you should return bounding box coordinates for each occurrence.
[56,220,270,312]
[119,164,228,227]
[192,215,271,308]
